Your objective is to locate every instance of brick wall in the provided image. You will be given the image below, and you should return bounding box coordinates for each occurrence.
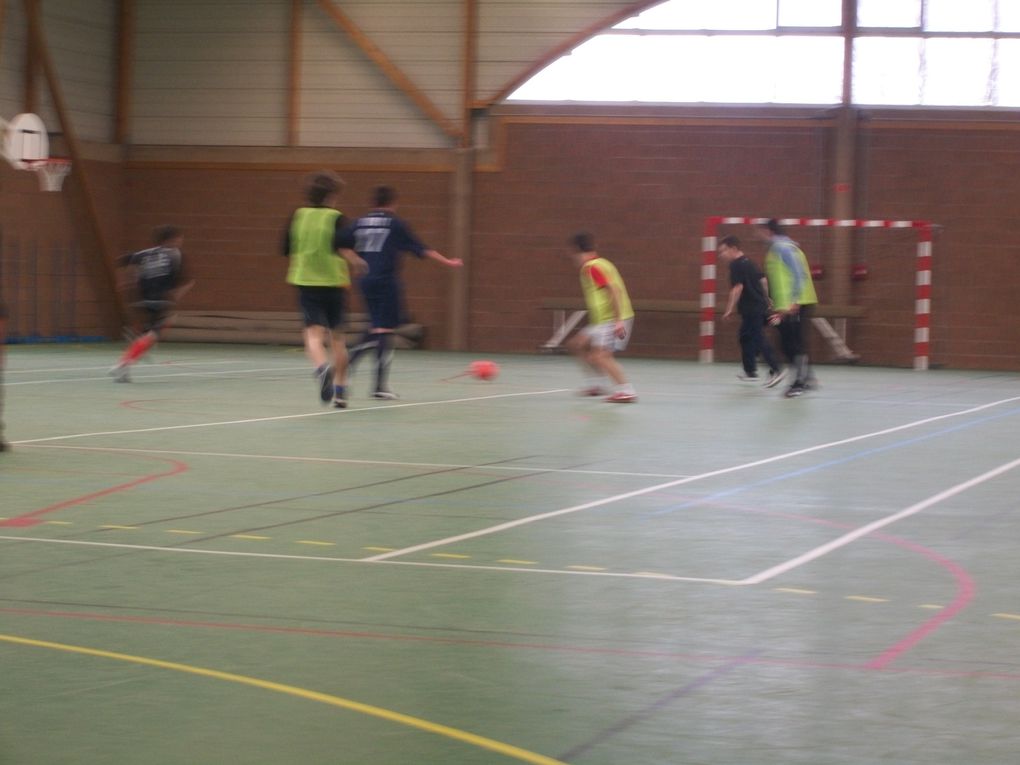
[2,114,1018,370]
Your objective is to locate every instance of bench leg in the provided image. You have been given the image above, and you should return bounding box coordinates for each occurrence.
[541,310,586,350]
[811,317,860,362]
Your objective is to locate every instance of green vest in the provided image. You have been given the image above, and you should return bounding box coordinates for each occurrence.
[765,238,818,311]
[580,256,634,324]
[286,207,349,287]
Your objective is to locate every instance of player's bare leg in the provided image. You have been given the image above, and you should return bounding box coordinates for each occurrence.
[567,333,608,396]
[590,347,636,403]
[329,329,349,408]
[303,325,334,403]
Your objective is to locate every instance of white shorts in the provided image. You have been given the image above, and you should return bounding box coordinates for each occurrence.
[583,318,634,352]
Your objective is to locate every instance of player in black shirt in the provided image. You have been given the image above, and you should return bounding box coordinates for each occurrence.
[719,235,785,387]
[109,225,193,382]
[335,186,461,399]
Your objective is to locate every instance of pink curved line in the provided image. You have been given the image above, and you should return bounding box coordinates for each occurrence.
[865,535,975,669]
[735,506,977,668]
[0,456,189,528]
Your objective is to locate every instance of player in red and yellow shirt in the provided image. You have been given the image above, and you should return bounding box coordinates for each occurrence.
[566,232,637,403]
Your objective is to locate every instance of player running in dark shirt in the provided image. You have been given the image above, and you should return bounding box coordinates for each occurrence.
[335,186,461,399]
[109,225,193,382]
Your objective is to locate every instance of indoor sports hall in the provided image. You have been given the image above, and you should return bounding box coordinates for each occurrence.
[2,2,1019,765]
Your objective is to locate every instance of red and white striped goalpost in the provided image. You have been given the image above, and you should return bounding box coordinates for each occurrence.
[700,216,935,370]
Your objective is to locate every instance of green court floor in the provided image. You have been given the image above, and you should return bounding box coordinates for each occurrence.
[2,343,1019,764]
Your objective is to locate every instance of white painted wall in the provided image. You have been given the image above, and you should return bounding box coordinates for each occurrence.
[1,0,116,146]
[4,0,643,150]
[132,0,290,146]
[0,2,27,125]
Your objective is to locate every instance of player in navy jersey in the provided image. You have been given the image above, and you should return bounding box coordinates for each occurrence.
[109,225,193,382]
[336,186,462,399]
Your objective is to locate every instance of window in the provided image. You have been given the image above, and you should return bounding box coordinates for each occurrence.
[507,0,1020,108]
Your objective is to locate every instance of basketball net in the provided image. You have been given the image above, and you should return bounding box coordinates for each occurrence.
[24,158,71,192]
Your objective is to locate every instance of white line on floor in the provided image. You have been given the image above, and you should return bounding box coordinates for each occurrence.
[362,394,1020,562]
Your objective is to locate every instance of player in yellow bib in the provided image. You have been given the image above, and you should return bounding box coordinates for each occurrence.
[284,171,366,408]
[566,232,637,403]
[757,219,818,397]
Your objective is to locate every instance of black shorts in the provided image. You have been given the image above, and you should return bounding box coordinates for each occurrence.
[360,279,406,330]
[134,296,175,332]
[297,286,346,329]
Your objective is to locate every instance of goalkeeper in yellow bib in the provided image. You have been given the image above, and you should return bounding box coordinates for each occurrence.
[566,232,637,403]
[757,219,818,398]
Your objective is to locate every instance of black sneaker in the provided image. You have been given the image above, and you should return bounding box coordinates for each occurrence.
[784,385,805,398]
[317,365,334,403]
[371,389,399,400]
[737,374,760,382]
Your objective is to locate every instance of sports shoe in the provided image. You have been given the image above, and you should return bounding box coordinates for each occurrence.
[577,386,607,397]
[764,369,787,389]
[109,363,130,383]
[317,364,334,403]
[737,374,760,382]
[371,389,399,400]
[332,396,348,409]
[784,385,805,398]
[605,391,637,403]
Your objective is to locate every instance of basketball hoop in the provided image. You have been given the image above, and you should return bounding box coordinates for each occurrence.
[25,157,71,192]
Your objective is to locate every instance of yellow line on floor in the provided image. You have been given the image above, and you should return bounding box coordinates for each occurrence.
[0,633,568,765]
[566,565,606,571]
[846,595,888,603]
[297,540,335,547]
[431,553,471,559]
[992,613,1020,621]
[100,525,137,530]
[363,546,395,552]
[44,520,73,525]
[166,529,202,535]
[497,559,536,565]
[774,587,817,595]
[231,534,270,541]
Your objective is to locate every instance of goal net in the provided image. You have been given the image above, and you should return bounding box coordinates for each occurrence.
[701,216,935,370]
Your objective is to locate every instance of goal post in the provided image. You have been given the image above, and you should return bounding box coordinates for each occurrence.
[701,216,935,370]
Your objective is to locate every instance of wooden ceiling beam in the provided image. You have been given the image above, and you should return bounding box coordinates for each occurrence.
[485,0,664,107]
[313,0,462,141]
[22,0,127,334]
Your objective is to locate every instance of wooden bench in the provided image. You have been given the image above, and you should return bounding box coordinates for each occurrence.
[161,310,424,349]
[539,298,700,350]
[538,298,865,359]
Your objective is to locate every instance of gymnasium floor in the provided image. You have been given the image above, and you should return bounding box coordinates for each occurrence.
[1,342,1018,765]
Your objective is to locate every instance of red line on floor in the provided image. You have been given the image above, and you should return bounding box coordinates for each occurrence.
[0,457,189,528]
[2,606,1016,682]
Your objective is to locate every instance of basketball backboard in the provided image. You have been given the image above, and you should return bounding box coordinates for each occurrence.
[2,113,49,169]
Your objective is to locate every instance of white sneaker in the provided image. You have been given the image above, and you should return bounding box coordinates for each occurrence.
[764,369,787,389]
[109,363,130,383]
[605,391,637,403]
[371,390,399,400]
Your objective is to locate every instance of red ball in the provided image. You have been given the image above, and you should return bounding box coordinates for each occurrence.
[469,360,498,380]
